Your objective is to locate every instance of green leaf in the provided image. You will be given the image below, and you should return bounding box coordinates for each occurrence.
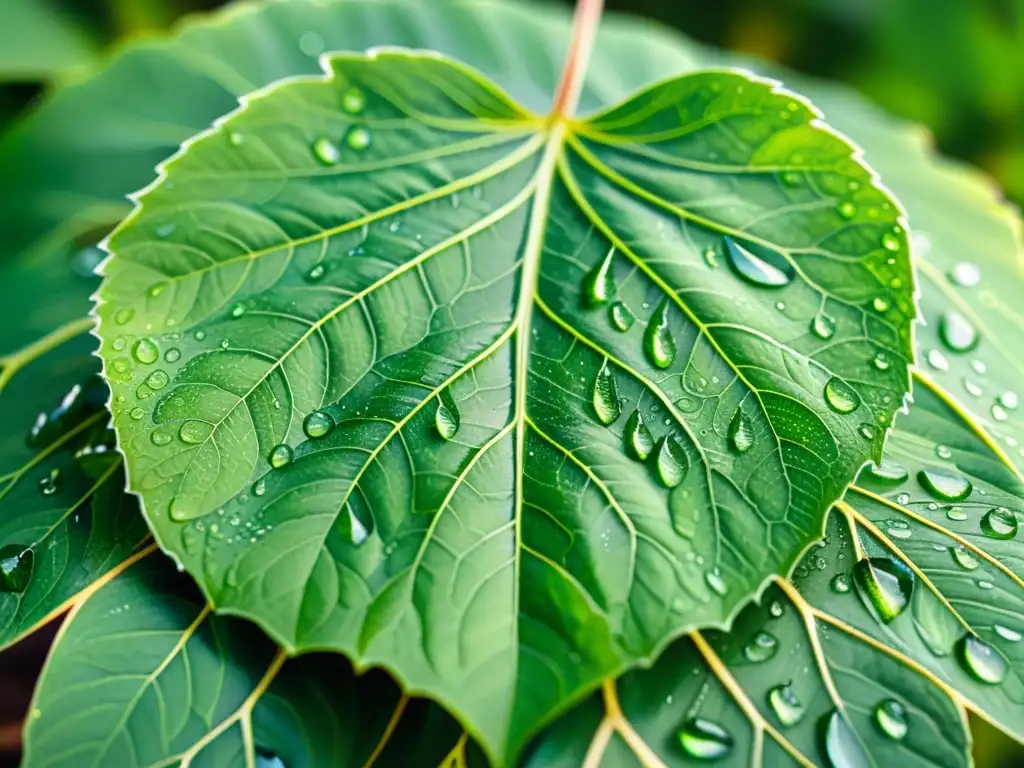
[23,552,470,768]
[0,0,98,82]
[94,44,913,762]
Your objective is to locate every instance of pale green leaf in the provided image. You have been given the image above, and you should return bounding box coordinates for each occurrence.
[0,0,97,82]
[22,553,469,768]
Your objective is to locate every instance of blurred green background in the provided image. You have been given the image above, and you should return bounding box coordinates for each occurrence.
[0,0,1021,765]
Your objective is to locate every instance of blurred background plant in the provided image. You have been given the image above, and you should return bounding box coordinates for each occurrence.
[0,0,1021,765]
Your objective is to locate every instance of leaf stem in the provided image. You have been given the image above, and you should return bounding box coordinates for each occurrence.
[551,0,604,118]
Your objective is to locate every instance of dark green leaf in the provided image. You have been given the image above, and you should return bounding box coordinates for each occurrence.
[95,42,912,762]
[23,553,466,768]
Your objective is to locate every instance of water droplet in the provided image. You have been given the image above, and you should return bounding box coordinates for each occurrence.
[873,296,891,312]
[341,86,366,114]
[253,477,266,497]
[592,362,620,425]
[148,282,167,298]
[992,403,1009,422]
[723,236,793,287]
[346,503,369,546]
[950,546,979,570]
[811,310,836,340]
[881,232,901,251]
[918,468,972,501]
[609,301,635,332]
[939,311,978,353]
[824,377,860,414]
[129,407,145,420]
[114,307,134,325]
[435,390,460,440]
[946,507,967,521]
[824,710,870,768]
[836,201,856,220]
[132,338,159,365]
[655,436,688,488]
[625,410,654,461]
[830,573,851,593]
[853,557,913,622]
[767,685,805,727]
[705,571,727,596]
[151,430,172,447]
[194,330,206,341]
[867,460,908,485]
[304,410,334,439]
[164,348,181,363]
[927,349,950,372]
[994,625,1022,642]
[949,262,981,287]
[743,631,778,663]
[347,127,371,150]
[307,264,326,281]
[644,298,676,369]
[312,136,340,165]
[230,303,247,319]
[146,370,169,390]
[981,507,1018,540]
[0,545,34,592]
[582,247,615,307]
[38,468,59,496]
[269,444,293,469]
[677,718,732,760]
[729,409,754,453]
[702,247,718,269]
[874,699,908,741]
[998,391,1018,410]
[870,351,893,372]
[957,634,1008,685]
[179,420,213,444]
[769,601,784,618]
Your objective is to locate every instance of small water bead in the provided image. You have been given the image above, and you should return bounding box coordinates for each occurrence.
[228,131,244,146]
[872,296,891,313]
[963,379,983,397]
[656,436,688,488]
[0,545,34,593]
[179,420,213,444]
[253,478,266,497]
[780,171,802,187]
[957,634,1008,685]
[155,223,176,239]
[981,507,1018,540]
[313,136,341,165]
[590,363,621,426]
[935,444,953,460]
[723,236,793,287]
[946,507,967,521]
[830,573,851,593]
[867,460,909,485]
[978,579,994,590]
[151,430,172,447]
[971,359,987,375]
[998,391,1018,410]
[346,127,371,150]
[854,557,913,622]
[624,411,654,461]
[129,407,145,420]
[950,546,979,570]
[767,685,805,727]
[729,409,754,453]
[926,349,949,372]
[949,262,981,287]
[677,718,733,760]
[644,298,676,369]
[918,468,972,502]
[836,201,857,219]
[435,391,461,440]
[303,410,334,439]
[702,247,718,269]
[268,444,294,469]
[874,699,908,741]
[939,310,979,353]
[581,247,615,307]
[220,340,230,349]
[769,601,784,618]
[132,338,159,365]
[230,303,247,319]
[194,330,207,341]
[114,307,135,325]
[881,231,901,252]
[164,348,181,363]
[872,351,891,371]
[994,625,1023,642]
[811,310,836,340]
[705,571,728,596]
[743,631,778,663]
[111,337,127,352]
[824,377,860,414]
[146,370,169,390]
[991,403,1009,422]
[858,423,876,440]
[38,468,59,496]
[609,301,635,332]
[307,263,326,281]
[341,86,366,114]
[148,282,167,298]
[824,710,870,768]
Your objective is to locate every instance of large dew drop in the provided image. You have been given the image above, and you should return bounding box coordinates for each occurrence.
[435,390,461,440]
[866,460,908,485]
[956,634,1008,685]
[655,436,688,488]
[824,377,860,414]
[346,126,371,150]
[767,684,805,727]
[132,338,159,365]
[179,420,213,444]
[824,711,870,768]
[644,298,676,369]
[723,236,794,287]
[811,310,836,340]
[609,301,635,332]
[625,410,654,461]
[303,410,335,439]
[268,444,294,469]
[917,468,972,502]
[0,545,33,593]
[939,311,979,353]
[853,557,913,623]
[743,631,778,663]
[874,699,908,741]
[581,247,615,307]
[677,718,733,760]
[341,86,366,114]
[592,362,621,425]
[729,409,754,453]
[312,137,340,165]
[981,507,1018,540]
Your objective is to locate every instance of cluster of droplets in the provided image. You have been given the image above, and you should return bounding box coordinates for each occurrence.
[310,87,371,165]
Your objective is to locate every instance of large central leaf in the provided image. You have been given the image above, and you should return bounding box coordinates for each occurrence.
[95,48,913,762]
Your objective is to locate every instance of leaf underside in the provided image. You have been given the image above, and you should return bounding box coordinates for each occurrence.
[95,49,912,761]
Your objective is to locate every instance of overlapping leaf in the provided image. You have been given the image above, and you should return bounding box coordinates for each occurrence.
[23,553,470,768]
[94,39,913,762]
